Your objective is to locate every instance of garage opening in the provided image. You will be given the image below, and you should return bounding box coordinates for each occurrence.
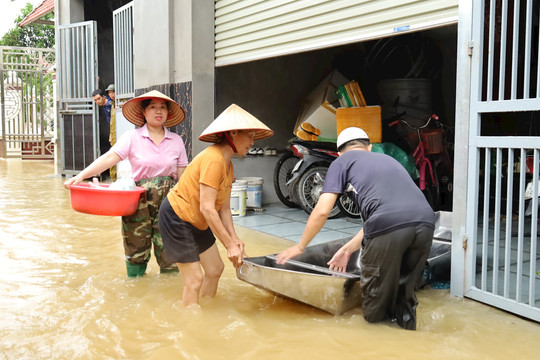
[215,25,457,213]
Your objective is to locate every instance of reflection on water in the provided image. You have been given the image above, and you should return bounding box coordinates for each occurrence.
[1,159,540,360]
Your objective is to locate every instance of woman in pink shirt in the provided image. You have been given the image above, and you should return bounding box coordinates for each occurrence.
[64,90,188,277]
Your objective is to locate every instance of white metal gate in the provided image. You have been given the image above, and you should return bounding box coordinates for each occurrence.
[113,2,134,104]
[465,0,540,321]
[57,21,99,175]
[0,46,55,159]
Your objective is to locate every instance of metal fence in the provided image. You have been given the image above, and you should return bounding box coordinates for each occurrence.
[57,21,99,174]
[113,2,134,104]
[0,46,55,159]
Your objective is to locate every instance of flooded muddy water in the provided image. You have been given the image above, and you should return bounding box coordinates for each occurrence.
[1,159,540,360]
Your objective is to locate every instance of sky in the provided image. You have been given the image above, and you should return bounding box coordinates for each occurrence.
[0,0,46,38]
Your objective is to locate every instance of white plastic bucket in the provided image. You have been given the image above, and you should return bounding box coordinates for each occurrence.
[238,177,263,208]
[230,182,247,216]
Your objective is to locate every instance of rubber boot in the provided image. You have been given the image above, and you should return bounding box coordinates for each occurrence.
[394,300,417,330]
[126,261,147,277]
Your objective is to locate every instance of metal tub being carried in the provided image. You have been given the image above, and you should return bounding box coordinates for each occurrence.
[237,211,452,315]
[238,238,363,315]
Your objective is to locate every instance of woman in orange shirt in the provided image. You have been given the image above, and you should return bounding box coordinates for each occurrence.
[159,104,273,306]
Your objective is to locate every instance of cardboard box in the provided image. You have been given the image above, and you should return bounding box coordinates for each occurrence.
[336,106,382,143]
[294,70,349,142]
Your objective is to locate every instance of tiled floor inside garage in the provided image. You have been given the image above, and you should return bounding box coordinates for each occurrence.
[232,203,362,246]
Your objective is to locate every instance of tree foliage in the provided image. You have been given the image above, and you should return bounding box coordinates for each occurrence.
[0,2,55,48]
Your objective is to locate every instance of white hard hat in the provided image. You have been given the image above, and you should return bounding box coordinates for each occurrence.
[337,127,370,150]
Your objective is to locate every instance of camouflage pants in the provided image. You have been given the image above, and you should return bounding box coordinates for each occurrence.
[121,176,175,269]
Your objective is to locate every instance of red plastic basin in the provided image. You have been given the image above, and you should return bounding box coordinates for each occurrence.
[69,183,145,216]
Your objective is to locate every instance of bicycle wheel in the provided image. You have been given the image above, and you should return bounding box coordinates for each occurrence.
[273,151,300,208]
[422,161,441,210]
[295,166,342,218]
[337,193,362,219]
[436,161,453,211]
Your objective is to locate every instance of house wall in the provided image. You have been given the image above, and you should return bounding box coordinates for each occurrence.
[132,0,200,87]
[172,0,192,84]
[190,0,215,156]
[55,0,84,25]
[133,0,214,159]
[133,0,172,87]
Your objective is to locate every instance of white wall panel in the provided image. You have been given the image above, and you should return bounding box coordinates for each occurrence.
[215,0,459,66]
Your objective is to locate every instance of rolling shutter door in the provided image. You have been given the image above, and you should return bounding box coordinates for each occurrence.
[215,0,459,66]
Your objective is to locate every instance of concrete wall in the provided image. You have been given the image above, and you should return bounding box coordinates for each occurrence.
[55,0,84,26]
[133,0,201,86]
[132,0,215,159]
[133,0,172,88]
[230,153,288,206]
[191,0,215,155]
[172,0,192,83]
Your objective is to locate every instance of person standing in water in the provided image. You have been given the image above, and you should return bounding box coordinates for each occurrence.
[64,90,189,277]
[92,88,113,163]
[105,84,116,147]
[159,104,273,306]
[276,127,435,330]
[105,84,117,180]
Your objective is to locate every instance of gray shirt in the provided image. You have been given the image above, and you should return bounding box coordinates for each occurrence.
[322,150,435,239]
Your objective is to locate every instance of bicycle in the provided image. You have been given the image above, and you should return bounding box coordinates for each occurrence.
[389,113,452,210]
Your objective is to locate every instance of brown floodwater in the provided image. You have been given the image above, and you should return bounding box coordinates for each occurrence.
[1,159,540,360]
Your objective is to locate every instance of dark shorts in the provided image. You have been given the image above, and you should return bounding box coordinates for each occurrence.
[159,197,216,264]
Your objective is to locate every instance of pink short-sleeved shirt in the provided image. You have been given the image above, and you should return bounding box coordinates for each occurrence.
[111,124,188,181]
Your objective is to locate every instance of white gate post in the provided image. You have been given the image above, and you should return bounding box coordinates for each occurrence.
[452,0,474,297]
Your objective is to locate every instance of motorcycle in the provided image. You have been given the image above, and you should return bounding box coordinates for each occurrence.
[273,137,361,219]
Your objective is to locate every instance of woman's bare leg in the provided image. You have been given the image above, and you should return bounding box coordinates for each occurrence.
[177,262,204,306]
[199,243,224,299]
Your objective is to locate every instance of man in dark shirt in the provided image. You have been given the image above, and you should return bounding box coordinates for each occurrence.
[277,127,435,330]
[92,89,112,158]
[92,89,112,123]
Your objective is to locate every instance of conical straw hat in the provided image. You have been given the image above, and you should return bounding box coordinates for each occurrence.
[122,90,186,128]
[199,104,274,143]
